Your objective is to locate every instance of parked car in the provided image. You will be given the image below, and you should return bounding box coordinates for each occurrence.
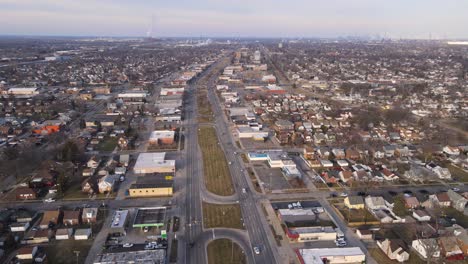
[253,246,261,255]
[123,243,133,248]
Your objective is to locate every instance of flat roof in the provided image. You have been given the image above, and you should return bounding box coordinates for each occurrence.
[94,249,165,264]
[133,207,166,227]
[110,210,128,229]
[150,130,175,139]
[299,247,365,264]
[133,153,175,172]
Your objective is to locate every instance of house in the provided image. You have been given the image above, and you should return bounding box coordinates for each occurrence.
[55,228,72,240]
[438,236,463,259]
[74,228,92,240]
[377,239,410,262]
[29,230,49,244]
[39,210,62,229]
[356,229,373,240]
[345,149,360,160]
[404,196,420,209]
[331,148,345,159]
[344,196,365,209]
[98,175,115,193]
[413,210,431,222]
[16,187,36,200]
[339,170,353,183]
[87,156,101,169]
[411,238,440,259]
[63,211,80,226]
[430,193,451,207]
[17,246,38,260]
[443,146,460,156]
[365,196,391,210]
[447,190,468,212]
[381,168,399,181]
[10,222,30,232]
[82,208,98,223]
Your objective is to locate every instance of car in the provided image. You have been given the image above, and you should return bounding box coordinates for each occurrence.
[122,243,133,248]
[340,192,348,197]
[330,192,338,198]
[144,244,154,250]
[242,188,247,194]
[336,241,347,247]
[143,226,149,233]
[31,227,38,231]
[228,161,232,165]
[43,198,55,203]
[253,246,261,255]
[452,187,460,192]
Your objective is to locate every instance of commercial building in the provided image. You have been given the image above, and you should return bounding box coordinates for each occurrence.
[133,153,175,174]
[287,226,337,242]
[110,210,129,235]
[296,247,366,264]
[93,249,165,264]
[6,87,39,98]
[129,180,173,197]
[236,127,269,140]
[149,130,175,145]
[132,207,166,229]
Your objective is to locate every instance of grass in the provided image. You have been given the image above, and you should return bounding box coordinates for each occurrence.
[207,239,246,264]
[198,89,214,123]
[442,207,468,228]
[240,153,249,163]
[247,167,262,193]
[369,248,426,264]
[447,164,468,182]
[203,202,244,229]
[198,126,234,196]
[336,206,378,223]
[45,239,93,264]
[96,137,118,152]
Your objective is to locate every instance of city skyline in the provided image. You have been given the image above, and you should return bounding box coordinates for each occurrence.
[1,0,467,39]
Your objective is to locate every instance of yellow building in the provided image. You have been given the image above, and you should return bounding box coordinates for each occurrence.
[129,181,173,197]
[344,196,365,209]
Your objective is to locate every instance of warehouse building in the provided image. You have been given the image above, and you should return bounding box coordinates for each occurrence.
[133,153,175,174]
[296,247,366,264]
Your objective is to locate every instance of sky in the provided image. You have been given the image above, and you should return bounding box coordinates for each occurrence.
[0,0,467,39]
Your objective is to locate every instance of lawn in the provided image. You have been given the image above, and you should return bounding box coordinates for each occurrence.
[247,167,262,193]
[45,239,93,264]
[198,126,234,196]
[336,205,378,223]
[96,137,118,152]
[207,239,246,264]
[203,202,244,229]
[198,89,214,123]
[442,207,468,228]
[447,164,468,183]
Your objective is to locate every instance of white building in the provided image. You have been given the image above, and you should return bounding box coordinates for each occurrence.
[297,247,365,264]
[133,153,175,174]
[411,239,440,259]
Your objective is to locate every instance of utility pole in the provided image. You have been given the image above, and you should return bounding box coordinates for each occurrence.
[73,251,80,264]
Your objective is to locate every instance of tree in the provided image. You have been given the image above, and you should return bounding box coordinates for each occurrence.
[56,171,66,198]
[79,119,86,129]
[61,141,80,162]
[393,194,409,217]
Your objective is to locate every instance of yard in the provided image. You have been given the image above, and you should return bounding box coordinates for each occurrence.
[335,204,378,224]
[45,239,94,264]
[442,207,468,228]
[447,164,468,183]
[203,202,244,229]
[198,126,234,196]
[369,248,425,264]
[96,137,118,152]
[207,239,246,264]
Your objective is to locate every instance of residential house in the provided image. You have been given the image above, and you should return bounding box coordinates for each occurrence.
[39,210,62,229]
[63,211,80,226]
[344,196,365,210]
[430,193,451,207]
[356,229,373,240]
[16,246,38,260]
[339,170,353,183]
[55,228,72,240]
[87,156,101,169]
[82,208,98,223]
[438,236,463,260]
[447,190,468,213]
[345,149,360,160]
[15,187,36,200]
[377,239,410,262]
[413,210,431,222]
[411,238,440,259]
[443,146,460,156]
[98,175,115,193]
[365,196,390,210]
[404,196,420,209]
[74,228,91,240]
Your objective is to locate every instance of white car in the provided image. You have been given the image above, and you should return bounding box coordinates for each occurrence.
[123,243,133,248]
[339,193,348,197]
[43,198,55,203]
[253,246,261,255]
[336,241,347,247]
[242,188,247,194]
[452,187,461,192]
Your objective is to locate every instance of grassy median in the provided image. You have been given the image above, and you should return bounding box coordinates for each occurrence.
[198,126,234,196]
[203,202,244,229]
[207,239,246,264]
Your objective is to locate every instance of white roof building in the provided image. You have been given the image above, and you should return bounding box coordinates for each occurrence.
[133,153,175,174]
[297,247,365,264]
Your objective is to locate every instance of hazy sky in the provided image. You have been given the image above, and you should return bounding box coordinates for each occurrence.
[0,0,467,39]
